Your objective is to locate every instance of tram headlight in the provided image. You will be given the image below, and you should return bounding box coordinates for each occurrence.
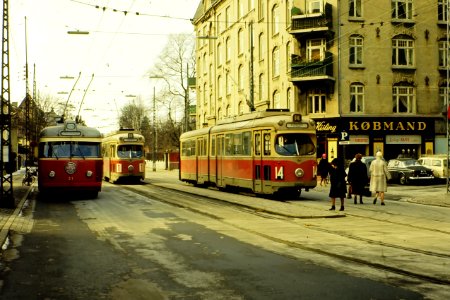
[128,165,134,172]
[86,170,93,177]
[295,168,304,178]
[49,170,56,178]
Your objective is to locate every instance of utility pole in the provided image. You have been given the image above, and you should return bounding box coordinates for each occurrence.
[184,63,189,132]
[0,0,15,208]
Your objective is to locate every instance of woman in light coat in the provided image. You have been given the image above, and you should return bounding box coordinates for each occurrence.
[369,151,391,205]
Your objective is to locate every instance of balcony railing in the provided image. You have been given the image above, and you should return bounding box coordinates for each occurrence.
[290,3,332,34]
[290,52,333,79]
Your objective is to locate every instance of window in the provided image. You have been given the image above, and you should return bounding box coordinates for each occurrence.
[217,42,222,65]
[238,101,244,115]
[393,85,415,113]
[238,65,244,91]
[226,37,231,62]
[259,73,265,101]
[226,72,231,95]
[286,42,291,72]
[307,0,322,14]
[272,47,280,77]
[439,40,448,68]
[272,5,279,35]
[217,13,222,33]
[273,90,280,108]
[307,39,326,62]
[238,29,244,55]
[286,0,293,27]
[438,0,448,22]
[349,0,362,17]
[287,87,291,110]
[308,89,326,113]
[217,75,222,98]
[392,36,414,67]
[439,86,450,112]
[225,6,231,28]
[392,0,413,20]
[350,83,364,112]
[259,0,265,20]
[349,35,363,65]
[259,33,265,60]
[238,0,244,19]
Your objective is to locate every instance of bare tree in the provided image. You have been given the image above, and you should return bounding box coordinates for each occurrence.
[149,33,196,132]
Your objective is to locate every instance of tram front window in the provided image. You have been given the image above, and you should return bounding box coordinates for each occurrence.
[117,145,143,158]
[39,142,101,158]
[275,134,315,156]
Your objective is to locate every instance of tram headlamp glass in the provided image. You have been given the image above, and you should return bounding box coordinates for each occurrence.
[295,168,304,178]
[49,170,56,178]
[128,165,134,172]
[86,170,93,177]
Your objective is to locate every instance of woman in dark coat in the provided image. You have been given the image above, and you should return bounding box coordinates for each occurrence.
[328,157,347,211]
[347,153,369,204]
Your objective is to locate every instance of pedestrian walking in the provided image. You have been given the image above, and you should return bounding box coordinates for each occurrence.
[369,151,391,206]
[318,153,330,186]
[347,153,369,204]
[328,157,347,211]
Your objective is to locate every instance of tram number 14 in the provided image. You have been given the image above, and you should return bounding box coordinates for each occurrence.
[275,166,284,180]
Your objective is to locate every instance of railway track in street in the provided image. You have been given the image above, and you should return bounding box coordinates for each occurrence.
[119,181,450,299]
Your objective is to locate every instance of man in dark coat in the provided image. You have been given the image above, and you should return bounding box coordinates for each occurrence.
[347,153,369,204]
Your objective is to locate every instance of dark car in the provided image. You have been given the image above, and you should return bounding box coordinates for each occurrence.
[387,158,434,185]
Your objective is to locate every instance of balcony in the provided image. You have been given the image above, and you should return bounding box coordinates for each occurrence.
[290,3,333,36]
[290,52,334,80]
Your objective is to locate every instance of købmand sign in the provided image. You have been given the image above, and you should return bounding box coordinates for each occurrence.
[348,121,427,131]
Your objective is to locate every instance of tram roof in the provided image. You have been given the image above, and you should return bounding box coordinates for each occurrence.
[181,110,314,139]
[39,120,102,138]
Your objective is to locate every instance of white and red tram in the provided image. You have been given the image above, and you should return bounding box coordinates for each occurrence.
[38,120,103,198]
[102,129,146,183]
[180,110,317,198]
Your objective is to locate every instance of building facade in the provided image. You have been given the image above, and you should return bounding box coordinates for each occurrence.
[191,0,448,162]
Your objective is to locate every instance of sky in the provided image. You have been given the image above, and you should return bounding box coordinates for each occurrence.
[8,0,199,133]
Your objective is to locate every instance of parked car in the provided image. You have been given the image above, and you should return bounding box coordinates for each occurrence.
[417,155,449,182]
[387,158,435,185]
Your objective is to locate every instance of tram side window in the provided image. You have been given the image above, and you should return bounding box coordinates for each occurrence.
[182,140,196,156]
[233,133,243,155]
[242,131,251,155]
[224,134,232,155]
[263,133,271,155]
[211,136,216,156]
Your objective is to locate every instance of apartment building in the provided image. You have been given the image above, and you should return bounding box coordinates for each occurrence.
[191,0,448,161]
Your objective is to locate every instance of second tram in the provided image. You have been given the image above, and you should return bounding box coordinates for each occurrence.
[38,120,103,198]
[102,129,146,183]
[180,110,317,198]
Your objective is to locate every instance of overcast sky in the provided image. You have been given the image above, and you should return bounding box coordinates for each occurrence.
[8,0,198,133]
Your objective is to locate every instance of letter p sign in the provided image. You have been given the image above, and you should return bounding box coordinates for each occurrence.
[340,131,349,141]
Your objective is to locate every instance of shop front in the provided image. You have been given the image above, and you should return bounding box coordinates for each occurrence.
[314,117,436,164]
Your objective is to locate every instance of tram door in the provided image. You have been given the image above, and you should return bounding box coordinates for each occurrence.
[253,131,263,193]
[216,135,224,187]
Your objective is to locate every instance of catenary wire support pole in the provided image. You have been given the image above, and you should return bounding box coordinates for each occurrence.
[447,0,449,193]
[0,0,15,208]
[152,86,157,172]
[24,16,32,175]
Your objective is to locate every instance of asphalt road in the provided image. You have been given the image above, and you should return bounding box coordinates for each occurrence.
[0,182,426,300]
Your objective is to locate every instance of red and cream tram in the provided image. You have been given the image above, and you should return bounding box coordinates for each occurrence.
[180,110,317,198]
[102,129,146,183]
[38,120,103,198]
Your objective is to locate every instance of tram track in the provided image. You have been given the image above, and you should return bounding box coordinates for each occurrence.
[117,182,450,293]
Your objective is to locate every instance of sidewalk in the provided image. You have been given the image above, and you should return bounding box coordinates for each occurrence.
[0,170,34,248]
[145,162,450,217]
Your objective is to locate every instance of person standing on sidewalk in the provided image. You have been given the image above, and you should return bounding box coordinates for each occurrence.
[328,157,347,211]
[347,153,369,204]
[369,151,391,206]
[318,153,330,186]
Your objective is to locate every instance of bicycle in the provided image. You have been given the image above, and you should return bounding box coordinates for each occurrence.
[22,168,36,186]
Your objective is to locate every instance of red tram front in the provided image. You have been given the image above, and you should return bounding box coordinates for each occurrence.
[102,129,146,183]
[38,120,103,198]
[180,110,317,198]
